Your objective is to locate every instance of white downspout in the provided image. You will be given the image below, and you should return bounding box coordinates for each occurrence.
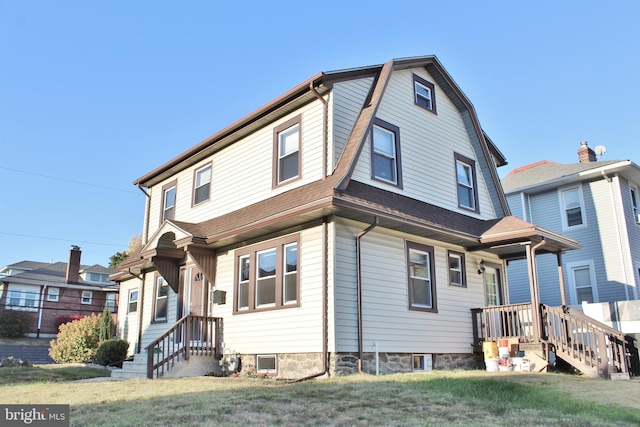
[37,285,47,338]
[601,171,631,300]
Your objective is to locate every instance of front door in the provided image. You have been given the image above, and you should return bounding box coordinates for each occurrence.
[180,266,207,317]
[484,265,502,306]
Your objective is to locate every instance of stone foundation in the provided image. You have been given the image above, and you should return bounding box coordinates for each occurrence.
[234,351,480,379]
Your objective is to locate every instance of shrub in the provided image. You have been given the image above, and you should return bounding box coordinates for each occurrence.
[0,308,31,337]
[49,313,102,363]
[55,315,84,330]
[98,307,115,342]
[95,339,129,367]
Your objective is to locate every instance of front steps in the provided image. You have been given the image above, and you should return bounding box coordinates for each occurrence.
[110,354,150,380]
[110,353,222,380]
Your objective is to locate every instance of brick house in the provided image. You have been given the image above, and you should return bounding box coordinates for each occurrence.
[0,246,119,337]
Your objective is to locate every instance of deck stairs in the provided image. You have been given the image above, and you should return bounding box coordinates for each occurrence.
[473,303,639,379]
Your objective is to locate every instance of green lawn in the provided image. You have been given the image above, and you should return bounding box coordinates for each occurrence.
[1,366,638,426]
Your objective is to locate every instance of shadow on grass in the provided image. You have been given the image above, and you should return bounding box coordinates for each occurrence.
[61,374,640,427]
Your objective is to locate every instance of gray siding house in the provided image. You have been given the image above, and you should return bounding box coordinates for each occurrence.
[502,142,640,334]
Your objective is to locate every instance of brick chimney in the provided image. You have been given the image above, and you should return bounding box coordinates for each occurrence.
[66,245,81,283]
[578,141,597,163]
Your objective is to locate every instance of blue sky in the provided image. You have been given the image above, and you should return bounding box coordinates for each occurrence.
[1,0,638,268]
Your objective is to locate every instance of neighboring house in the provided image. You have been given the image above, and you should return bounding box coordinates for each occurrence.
[501,142,640,338]
[111,55,594,380]
[0,246,119,337]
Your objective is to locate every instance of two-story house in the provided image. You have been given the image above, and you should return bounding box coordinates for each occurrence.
[111,56,589,379]
[502,142,640,337]
[0,246,119,337]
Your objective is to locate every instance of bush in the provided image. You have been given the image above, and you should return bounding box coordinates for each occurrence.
[95,339,129,367]
[0,308,31,337]
[55,315,84,330]
[49,313,102,363]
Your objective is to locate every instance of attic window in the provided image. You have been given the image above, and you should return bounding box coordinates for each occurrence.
[273,115,301,188]
[413,74,436,114]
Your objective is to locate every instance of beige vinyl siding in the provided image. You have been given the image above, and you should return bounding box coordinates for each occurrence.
[349,68,496,219]
[116,278,141,355]
[139,272,178,350]
[144,99,325,235]
[334,218,498,354]
[211,226,325,354]
[331,77,375,169]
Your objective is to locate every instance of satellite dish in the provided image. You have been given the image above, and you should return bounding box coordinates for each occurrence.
[594,145,606,159]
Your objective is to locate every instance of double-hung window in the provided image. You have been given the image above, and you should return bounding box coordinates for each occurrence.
[161,181,177,222]
[406,242,437,312]
[128,289,139,314]
[560,186,585,229]
[105,293,117,312]
[371,118,402,187]
[273,116,301,187]
[153,277,169,322]
[448,250,466,287]
[455,153,479,212]
[47,287,60,302]
[413,74,437,113]
[234,235,299,313]
[193,164,212,206]
[568,261,597,304]
[81,291,93,305]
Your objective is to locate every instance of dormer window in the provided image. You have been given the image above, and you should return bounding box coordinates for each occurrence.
[413,74,437,114]
[161,181,177,222]
[371,118,402,188]
[455,153,479,212]
[273,115,301,187]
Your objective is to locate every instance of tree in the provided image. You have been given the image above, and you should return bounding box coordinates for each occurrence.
[108,234,142,269]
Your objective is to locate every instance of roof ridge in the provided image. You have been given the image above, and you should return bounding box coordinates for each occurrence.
[506,160,560,176]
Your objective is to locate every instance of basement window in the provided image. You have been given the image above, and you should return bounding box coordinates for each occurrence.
[256,354,277,374]
[413,354,433,372]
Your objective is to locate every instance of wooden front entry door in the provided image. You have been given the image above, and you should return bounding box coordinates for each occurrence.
[184,266,206,316]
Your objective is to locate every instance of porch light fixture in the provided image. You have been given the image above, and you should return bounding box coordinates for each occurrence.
[477,260,486,275]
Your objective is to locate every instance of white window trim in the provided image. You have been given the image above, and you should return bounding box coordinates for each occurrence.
[81,290,93,305]
[47,287,60,302]
[256,354,277,374]
[153,277,169,322]
[412,354,433,372]
[566,260,598,305]
[105,293,116,312]
[558,185,587,231]
[6,286,39,311]
[128,289,139,314]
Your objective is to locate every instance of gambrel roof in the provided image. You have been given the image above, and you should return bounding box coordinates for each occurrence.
[114,56,579,280]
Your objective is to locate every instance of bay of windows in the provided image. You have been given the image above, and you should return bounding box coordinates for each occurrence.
[234,235,299,313]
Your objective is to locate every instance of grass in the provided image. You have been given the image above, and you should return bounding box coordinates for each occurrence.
[0,367,638,426]
[0,364,111,385]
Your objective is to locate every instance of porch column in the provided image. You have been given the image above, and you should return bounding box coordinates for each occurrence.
[556,251,568,307]
[525,243,539,341]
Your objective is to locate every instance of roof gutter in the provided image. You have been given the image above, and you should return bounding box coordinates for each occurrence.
[356,217,379,373]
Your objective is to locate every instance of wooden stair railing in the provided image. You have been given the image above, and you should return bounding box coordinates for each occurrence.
[471,303,638,379]
[541,305,637,378]
[145,315,222,379]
